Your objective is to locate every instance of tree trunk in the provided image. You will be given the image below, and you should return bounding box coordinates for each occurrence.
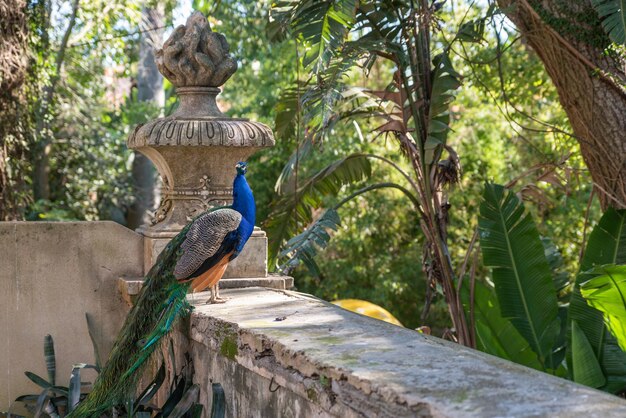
[0,0,29,219]
[497,0,626,209]
[125,6,164,230]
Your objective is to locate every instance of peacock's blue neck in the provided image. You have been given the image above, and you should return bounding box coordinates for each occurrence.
[232,174,256,226]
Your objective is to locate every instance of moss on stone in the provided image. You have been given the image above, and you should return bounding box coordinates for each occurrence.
[220,335,238,360]
[306,387,318,402]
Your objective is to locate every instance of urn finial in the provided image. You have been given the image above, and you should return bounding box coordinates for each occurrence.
[155,11,237,88]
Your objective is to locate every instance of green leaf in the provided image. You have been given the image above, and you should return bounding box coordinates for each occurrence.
[44,335,55,386]
[295,0,358,71]
[592,0,626,44]
[426,53,461,150]
[278,209,341,275]
[457,19,486,43]
[25,371,51,389]
[472,281,543,370]
[137,362,166,406]
[85,313,102,371]
[210,383,226,418]
[266,153,371,265]
[68,364,97,412]
[478,184,560,366]
[569,208,626,393]
[581,265,626,352]
[571,320,607,388]
[541,237,570,297]
[274,138,314,195]
[167,384,200,418]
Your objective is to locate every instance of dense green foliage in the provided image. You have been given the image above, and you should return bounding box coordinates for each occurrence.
[477,185,626,392]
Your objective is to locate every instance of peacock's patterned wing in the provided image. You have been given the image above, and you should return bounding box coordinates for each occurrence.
[173,208,241,280]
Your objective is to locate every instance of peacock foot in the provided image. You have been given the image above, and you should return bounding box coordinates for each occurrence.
[206,284,229,304]
[207,295,229,304]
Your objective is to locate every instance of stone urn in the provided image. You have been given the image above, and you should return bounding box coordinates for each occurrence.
[126,12,277,282]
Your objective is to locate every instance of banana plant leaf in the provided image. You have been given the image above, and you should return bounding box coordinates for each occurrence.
[591,0,626,44]
[478,183,560,367]
[265,153,371,265]
[568,208,626,393]
[472,281,543,370]
[581,264,626,352]
[571,320,607,388]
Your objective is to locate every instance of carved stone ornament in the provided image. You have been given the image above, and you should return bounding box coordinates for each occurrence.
[128,11,275,238]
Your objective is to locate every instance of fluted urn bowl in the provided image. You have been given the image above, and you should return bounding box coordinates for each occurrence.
[127,87,275,237]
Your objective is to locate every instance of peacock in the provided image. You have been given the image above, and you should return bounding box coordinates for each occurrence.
[69,161,255,417]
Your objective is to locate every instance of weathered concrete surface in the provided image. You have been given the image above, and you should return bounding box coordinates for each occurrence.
[0,222,143,410]
[189,287,626,418]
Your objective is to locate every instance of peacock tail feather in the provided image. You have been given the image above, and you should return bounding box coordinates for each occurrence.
[68,223,194,417]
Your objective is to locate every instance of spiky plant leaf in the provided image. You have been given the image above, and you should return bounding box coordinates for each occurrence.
[155,375,187,418]
[85,313,103,370]
[210,383,226,418]
[569,208,626,393]
[136,362,166,406]
[592,0,626,44]
[25,371,52,390]
[478,184,560,365]
[44,335,55,386]
[68,364,98,412]
[167,384,200,418]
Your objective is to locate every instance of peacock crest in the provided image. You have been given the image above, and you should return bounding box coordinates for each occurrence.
[155,11,237,87]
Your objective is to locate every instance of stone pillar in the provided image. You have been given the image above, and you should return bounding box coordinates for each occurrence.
[126,12,277,285]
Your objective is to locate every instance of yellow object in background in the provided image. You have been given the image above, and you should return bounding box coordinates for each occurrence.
[332,299,404,327]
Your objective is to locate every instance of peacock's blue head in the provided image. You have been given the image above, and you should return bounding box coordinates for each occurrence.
[236,161,248,175]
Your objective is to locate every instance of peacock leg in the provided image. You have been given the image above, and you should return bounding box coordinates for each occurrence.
[208,282,228,304]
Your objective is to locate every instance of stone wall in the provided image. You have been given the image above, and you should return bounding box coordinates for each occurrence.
[4,222,626,417]
[0,222,143,410]
[188,287,626,418]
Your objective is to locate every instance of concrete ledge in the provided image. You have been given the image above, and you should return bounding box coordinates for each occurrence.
[220,275,293,290]
[188,287,626,418]
[118,275,293,306]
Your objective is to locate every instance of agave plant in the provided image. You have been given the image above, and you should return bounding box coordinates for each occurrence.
[476,183,626,393]
[9,315,212,417]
